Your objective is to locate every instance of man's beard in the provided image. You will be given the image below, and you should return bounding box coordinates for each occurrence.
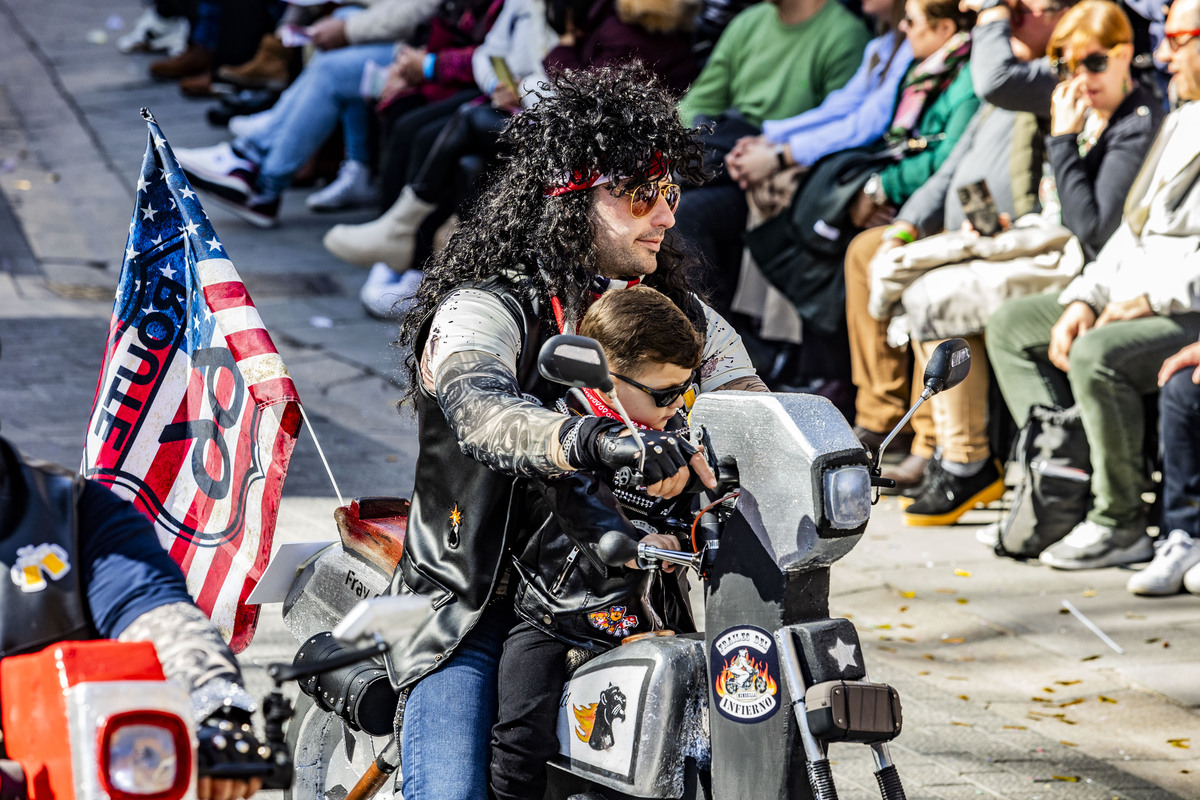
[592,240,659,280]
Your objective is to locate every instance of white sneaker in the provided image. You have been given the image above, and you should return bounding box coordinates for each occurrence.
[975,522,1001,548]
[360,264,423,319]
[307,160,376,211]
[176,142,258,202]
[117,8,187,54]
[1182,559,1200,594]
[1039,520,1155,570]
[227,109,276,141]
[148,16,190,57]
[1127,530,1200,595]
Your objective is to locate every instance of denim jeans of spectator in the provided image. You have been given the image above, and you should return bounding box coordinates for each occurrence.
[236,41,396,197]
[987,293,1200,532]
[1159,369,1200,536]
[400,601,513,799]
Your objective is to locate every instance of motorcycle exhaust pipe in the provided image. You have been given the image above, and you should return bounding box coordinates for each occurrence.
[294,631,398,736]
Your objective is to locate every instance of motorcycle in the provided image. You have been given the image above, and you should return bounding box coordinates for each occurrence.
[0,637,299,799]
[253,335,972,800]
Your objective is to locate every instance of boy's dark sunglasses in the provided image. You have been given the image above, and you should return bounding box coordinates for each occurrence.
[612,371,695,407]
[622,182,682,218]
[1051,48,1118,80]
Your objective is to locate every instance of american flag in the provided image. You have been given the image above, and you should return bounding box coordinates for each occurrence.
[83,112,301,652]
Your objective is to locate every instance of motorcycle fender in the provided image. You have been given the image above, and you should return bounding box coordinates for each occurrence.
[282,545,391,643]
[551,634,708,798]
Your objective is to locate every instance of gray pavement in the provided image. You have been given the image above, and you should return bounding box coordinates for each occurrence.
[1,0,1198,797]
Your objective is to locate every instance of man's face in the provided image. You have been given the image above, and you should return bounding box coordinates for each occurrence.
[1010,0,1065,57]
[1156,3,1200,101]
[589,180,677,280]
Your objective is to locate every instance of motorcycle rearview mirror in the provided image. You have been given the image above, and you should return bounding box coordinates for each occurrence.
[922,337,971,396]
[332,595,431,646]
[537,334,648,473]
[538,334,615,393]
[873,339,972,491]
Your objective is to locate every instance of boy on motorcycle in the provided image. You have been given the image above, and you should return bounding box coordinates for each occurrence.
[491,285,708,800]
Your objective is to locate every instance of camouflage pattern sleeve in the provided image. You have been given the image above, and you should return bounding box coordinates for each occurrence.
[118,601,256,722]
[434,351,573,478]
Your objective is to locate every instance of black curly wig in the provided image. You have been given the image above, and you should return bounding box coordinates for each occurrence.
[396,62,712,402]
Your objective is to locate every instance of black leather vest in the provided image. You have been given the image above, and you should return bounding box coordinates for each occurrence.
[0,437,92,659]
[386,276,563,691]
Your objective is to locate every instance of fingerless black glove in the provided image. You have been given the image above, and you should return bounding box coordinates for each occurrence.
[560,417,698,486]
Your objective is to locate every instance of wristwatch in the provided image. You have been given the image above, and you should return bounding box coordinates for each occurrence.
[774,144,790,171]
[862,173,887,206]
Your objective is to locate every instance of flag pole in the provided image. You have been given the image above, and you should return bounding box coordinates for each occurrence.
[298,405,345,508]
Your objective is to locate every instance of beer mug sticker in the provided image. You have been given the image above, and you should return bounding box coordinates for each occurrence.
[710,625,781,723]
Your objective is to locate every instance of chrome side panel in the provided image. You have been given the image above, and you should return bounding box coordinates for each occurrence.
[553,635,708,798]
[690,391,865,570]
[283,546,391,644]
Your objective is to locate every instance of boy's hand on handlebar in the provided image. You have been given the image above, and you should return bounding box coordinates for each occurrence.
[563,418,716,498]
[627,533,680,571]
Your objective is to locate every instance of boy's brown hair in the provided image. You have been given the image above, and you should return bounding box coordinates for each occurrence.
[578,286,704,377]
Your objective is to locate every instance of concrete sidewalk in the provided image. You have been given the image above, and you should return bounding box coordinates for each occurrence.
[1,0,1197,797]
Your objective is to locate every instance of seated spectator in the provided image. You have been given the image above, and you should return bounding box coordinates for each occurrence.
[148,0,281,97]
[729,0,977,408]
[671,0,872,307]
[890,0,1163,527]
[845,0,1073,493]
[1125,341,1200,595]
[322,0,700,317]
[174,0,442,227]
[985,0,1200,570]
[724,0,913,192]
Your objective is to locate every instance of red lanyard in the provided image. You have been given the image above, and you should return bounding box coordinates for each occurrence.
[549,294,650,429]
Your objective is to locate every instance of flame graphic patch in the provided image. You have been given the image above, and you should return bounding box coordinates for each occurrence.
[709,625,781,723]
[573,703,597,742]
[587,605,639,638]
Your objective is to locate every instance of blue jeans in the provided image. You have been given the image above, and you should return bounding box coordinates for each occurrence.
[1160,370,1200,536]
[236,40,395,197]
[400,604,511,799]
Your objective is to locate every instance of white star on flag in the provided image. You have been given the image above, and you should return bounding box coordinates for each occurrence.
[180,221,200,236]
[828,638,859,671]
[206,237,223,252]
[159,265,176,279]
[126,246,139,261]
[140,304,155,317]
[180,186,196,200]
[136,175,150,193]
[153,134,166,149]
[151,235,164,245]
[141,203,158,221]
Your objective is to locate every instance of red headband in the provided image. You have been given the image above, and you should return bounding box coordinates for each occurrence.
[544,152,670,197]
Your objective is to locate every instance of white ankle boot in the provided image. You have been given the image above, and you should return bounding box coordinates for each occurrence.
[322,186,435,269]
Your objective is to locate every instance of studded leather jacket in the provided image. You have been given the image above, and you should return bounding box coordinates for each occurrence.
[511,429,698,651]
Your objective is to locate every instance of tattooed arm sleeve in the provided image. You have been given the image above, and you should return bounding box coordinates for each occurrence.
[435,350,573,478]
[118,601,257,722]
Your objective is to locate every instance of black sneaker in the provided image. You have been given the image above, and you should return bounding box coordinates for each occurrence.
[903,460,1004,527]
[207,191,280,229]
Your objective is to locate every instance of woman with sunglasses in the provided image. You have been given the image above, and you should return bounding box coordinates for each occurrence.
[1046,0,1164,260]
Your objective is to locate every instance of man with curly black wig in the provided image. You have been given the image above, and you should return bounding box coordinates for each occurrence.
[383,63,766,798]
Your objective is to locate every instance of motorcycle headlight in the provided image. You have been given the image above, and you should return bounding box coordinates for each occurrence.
[823,465,871,530]
[100,711,192,799]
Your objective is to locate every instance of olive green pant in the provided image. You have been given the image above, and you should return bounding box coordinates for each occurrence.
[986,293,1200,529]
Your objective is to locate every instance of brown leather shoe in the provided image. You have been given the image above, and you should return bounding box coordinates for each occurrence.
[881,452,928,494]
[216,34,290,90]
[179,72,215,98]
[149,43,212,81]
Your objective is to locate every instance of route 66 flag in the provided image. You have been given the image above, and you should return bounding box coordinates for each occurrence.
[83,111,301,652]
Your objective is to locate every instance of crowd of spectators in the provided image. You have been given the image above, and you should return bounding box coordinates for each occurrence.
[118,0,1200,598]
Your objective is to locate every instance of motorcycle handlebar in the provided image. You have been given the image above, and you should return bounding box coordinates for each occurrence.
[595,531,704,572]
